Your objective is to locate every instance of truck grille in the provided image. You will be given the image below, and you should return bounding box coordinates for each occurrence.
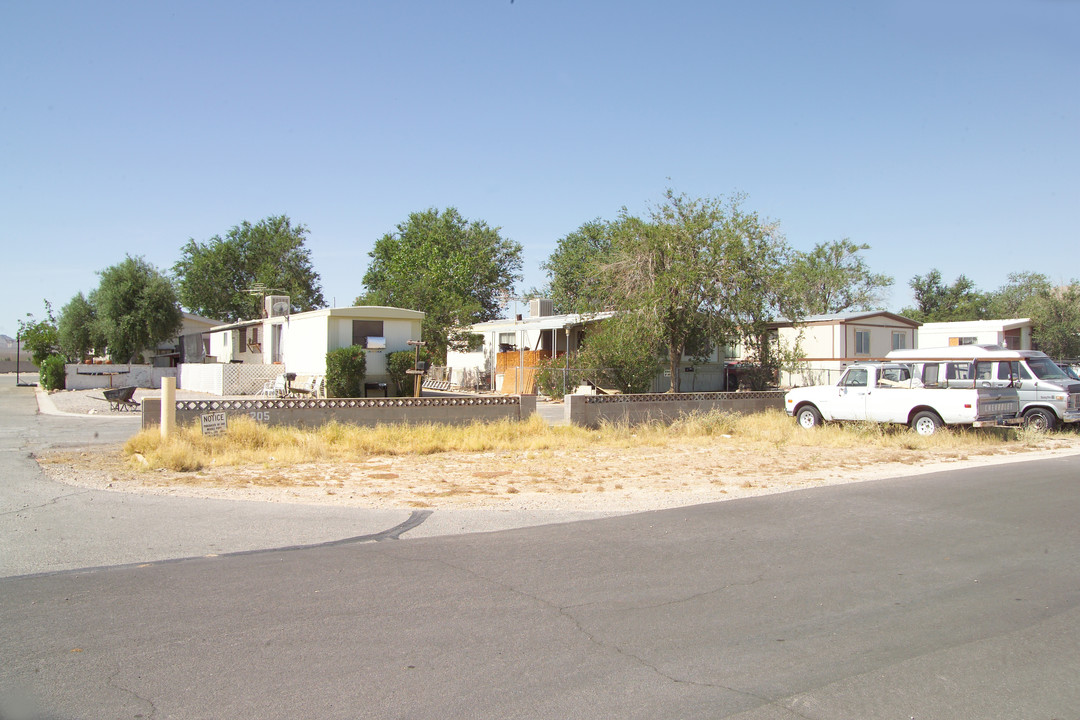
[1070,394,1080,412]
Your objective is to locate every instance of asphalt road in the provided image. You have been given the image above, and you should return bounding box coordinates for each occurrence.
[2,378,1079,719]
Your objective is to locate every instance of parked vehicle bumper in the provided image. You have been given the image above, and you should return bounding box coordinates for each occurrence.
[973,417,1024,427]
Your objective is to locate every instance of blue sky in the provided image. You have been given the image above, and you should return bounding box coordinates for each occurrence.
[2,0,1077,338]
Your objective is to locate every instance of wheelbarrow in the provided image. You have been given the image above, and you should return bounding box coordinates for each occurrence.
[102,386,140,412]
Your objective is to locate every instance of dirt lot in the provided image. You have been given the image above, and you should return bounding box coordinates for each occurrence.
[37,431,1080,514]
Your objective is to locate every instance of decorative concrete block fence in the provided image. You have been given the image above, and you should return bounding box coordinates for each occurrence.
[142,394,538,431]
[564,391,785,428]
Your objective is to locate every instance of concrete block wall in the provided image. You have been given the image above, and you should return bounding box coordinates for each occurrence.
[142,395,537,430]
[65,364,177,390]
[565,391,785,428]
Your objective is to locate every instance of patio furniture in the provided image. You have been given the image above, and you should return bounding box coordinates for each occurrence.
[102,386,140,412]
[260,374,287,398]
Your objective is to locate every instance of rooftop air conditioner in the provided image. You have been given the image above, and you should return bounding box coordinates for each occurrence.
[529,298,554,318]
[265,295,291,317]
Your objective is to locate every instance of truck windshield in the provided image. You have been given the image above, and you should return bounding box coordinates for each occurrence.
[1025,357,1070,381]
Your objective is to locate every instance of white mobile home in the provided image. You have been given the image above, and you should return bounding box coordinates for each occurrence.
[777,311,920,386]
[915,318,1032,351]
[207,300,424,391]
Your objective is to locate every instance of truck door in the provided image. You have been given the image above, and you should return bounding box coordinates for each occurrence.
[834,367,871,421]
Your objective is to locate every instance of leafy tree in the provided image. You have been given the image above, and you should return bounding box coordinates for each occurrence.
[174,215,325,322]
[987,271,1052,318]
[357,207,523,363]
[606,190,727,392]
[710,200,804,389]
[576,313,661,394]
[17,301,59,367]
[1027,283,1080,360]
[790,239,892,314]
[540,219,615,314]
[900,269,989,322]
[57,292,103,362]
[91,255,183,363]
[325,346,366,398]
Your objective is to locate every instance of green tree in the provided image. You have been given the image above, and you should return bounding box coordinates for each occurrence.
[710,200,803,389]
[357,207,523,363]
[17,301,59,367]
[91,256,183,363]
[540,219,615,314]
[606,190,726,392]
[576,313,661,394]
[174,215,325,323]
[1028,283,1080,360]
[900,269,989,322]
[790,239,893,314]
[987,271,1052,318]
[57,292,103,362]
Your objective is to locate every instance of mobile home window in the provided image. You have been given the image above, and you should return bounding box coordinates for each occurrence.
[949,337,978,346]
[352,320,384,347]
[855,330,871,355]
[891,331,907,350]
[498,332,516,351]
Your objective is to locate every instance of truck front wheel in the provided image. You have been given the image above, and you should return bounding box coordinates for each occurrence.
[1023,408,1056,432]
[910,411,943,436]
[796,405,823,429]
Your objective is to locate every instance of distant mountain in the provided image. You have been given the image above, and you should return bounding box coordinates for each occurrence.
[0,335,16,349]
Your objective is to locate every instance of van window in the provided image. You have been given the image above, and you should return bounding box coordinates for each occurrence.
[996,361,1020,381]
[922,364,940,386]
[945,362,971,380]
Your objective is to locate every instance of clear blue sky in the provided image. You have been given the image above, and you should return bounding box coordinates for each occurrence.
[2,1,1077,338]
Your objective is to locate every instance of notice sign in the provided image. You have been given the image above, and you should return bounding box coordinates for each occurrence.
[200,411,228,436]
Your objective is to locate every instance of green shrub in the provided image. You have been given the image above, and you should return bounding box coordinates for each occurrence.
[40,353,67,391]
[387,350,428,396]
[325,346,366,398]
[536,355,571,400]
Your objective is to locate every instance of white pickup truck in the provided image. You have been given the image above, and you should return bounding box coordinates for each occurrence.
[785,362,1021,435]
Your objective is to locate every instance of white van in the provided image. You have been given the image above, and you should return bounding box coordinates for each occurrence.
[886,345,1080,430]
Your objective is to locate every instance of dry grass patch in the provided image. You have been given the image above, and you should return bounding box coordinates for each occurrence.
[32,408,1080,511]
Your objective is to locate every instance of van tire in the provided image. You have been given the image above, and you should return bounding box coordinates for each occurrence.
[910,411,943,436]
[796,405,823,429]
[1023,408,1056,432]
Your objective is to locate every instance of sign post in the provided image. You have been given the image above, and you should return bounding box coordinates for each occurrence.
[406,340,427,398]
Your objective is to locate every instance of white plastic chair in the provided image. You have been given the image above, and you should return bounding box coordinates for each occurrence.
[260,374,287,397]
